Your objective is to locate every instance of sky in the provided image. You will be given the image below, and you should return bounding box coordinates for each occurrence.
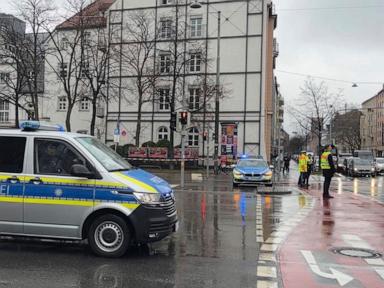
[274,0,384,134]
[2,0,384,135]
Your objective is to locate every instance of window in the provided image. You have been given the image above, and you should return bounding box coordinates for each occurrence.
[79,97,90,111]
[159,54,171,73]
[61,37,69,50]
[188,127,199,146]
[161,0,173,5]
[158,88,170,111]
[189,88,200,110]
[59,62,68,78]
[0,137,26,173]
[189,53,201,72]
[58,96,67,111]
[190,17,203,37]
[34,138,88,176]
[158,126,169,141]
[81,61,89,78]
[0,73,10,84]
[83,31,91,45]
[0,100,9,123]
[160,19,172,39]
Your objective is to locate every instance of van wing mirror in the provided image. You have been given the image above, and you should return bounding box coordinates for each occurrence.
[70,164,95,179]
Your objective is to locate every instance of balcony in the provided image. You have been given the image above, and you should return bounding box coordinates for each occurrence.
[273,38,279,58]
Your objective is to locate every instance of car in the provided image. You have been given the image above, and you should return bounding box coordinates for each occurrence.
[375,158,384,175]
[0,121,177,257]
[233,157,273,187]
[347,157,375,177]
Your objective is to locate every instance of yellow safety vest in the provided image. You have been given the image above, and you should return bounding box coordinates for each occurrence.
[321,152,331,170]
[298,154,308,173]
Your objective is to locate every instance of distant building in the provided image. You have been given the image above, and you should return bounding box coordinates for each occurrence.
[306,117,323,155]
[361,85,384,156]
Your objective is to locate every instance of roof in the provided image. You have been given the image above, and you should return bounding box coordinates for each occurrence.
[56,0,115,30]
[362,87,384,106]
[0,129,92,139]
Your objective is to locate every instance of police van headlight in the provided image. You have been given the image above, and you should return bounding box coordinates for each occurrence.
[133,192,161,204]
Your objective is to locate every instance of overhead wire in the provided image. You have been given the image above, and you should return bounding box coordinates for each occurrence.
[276,70,382,85]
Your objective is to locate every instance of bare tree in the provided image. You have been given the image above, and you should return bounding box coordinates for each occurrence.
[288,78,343,156]
[0,19,30,126]
[44,0,90,132]
[119,11,158,146]
[16,0,53,120]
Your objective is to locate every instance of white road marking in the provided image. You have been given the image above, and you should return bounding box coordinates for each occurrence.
[342,234,384,280]
[301,250,354,286]
[191,173,203,181]
[257,266,277,278]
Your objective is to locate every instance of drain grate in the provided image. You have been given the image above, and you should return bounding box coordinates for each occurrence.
[331,247,382,259]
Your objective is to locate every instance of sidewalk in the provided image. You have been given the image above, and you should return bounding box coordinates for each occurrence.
[278,183,384,288]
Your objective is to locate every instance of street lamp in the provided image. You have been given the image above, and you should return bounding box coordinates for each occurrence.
[190,1,221,174]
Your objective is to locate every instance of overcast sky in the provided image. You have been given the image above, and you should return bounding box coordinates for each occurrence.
[274,0,384,133]
[2,0,384,134]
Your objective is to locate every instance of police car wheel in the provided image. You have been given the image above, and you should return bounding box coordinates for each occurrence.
[233,182,238,187]
[88,214,130,257]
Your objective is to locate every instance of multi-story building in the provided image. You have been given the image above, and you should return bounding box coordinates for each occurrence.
[361,86,384,156]
[0,13,27,127]
[0,13,47,127]
[43,0,115,137]
[105,0,278,159]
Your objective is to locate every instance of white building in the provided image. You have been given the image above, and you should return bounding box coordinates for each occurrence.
[103,0,276,160]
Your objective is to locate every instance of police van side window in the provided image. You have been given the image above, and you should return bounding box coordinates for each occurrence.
[34,139,88,176]
[0,136,26,173]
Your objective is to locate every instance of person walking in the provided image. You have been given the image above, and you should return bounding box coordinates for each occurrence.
[283,154,291,174]
[298,151,308,187]
[321,145,336,198]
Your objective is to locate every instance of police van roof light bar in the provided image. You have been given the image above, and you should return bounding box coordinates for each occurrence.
[20,121,65,132]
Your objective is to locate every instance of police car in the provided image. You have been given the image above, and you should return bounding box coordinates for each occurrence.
[232,156,273,187]
[0,121,177,257]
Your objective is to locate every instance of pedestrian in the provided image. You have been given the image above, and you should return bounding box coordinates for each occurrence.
[304,154,314,186]
[321,145,336,199]
[283,154,290,174]
[298,151,308,187]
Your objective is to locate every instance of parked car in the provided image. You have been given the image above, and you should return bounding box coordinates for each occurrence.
[347,157,375,177]
[375,158,384,175]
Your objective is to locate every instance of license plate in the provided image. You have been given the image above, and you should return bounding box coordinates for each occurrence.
[247,177,260,181]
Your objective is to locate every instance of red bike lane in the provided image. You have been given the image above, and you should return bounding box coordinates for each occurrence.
[278,185,384,288]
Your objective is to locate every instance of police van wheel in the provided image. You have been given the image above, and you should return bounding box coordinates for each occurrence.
[88,214,130,258]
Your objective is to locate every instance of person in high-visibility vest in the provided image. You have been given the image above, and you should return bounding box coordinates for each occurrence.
[298,151,308,187]
[321,145,336,198]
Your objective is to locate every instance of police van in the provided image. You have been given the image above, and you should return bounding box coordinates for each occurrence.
[0,121,177,257]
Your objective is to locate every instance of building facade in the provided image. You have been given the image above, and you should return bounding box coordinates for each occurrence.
[361,86,384,156]
[105,0,277,159]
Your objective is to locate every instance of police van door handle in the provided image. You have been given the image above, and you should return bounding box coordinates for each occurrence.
[30,177,43,184]
[7,176,20,183]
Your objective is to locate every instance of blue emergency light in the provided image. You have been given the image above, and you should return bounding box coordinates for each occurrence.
[20,121,65,132]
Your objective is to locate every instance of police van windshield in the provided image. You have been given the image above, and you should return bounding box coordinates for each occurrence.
[76,137,132,172]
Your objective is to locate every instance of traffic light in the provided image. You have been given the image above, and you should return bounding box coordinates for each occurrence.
[179,111,189,126]
[170,112,177,131]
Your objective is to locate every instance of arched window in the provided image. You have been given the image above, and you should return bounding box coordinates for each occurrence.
[188,127,199,146]
[158,126,169,141]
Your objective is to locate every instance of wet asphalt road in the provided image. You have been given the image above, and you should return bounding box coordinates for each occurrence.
[0,168,382,288]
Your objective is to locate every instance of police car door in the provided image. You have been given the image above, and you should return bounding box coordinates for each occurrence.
[0,136,26,234]
[23,138,96,238]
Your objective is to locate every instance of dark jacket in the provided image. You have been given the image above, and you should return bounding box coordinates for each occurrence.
[322,153,336,177]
